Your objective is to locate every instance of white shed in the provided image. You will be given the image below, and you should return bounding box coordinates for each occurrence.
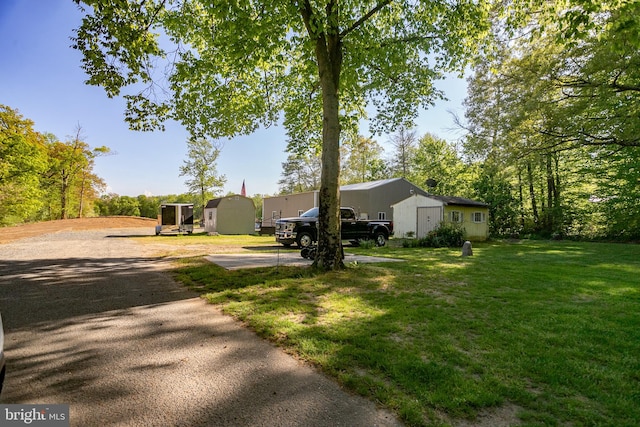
[391,195,443,239]
[392,194,490,241]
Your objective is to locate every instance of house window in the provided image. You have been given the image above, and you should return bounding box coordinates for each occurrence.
[298,210,305,216]
[378,212,387,220]
[272,211,278,219]
[473,212,486,223]
[449,210,463,223]
[208,211,213,220]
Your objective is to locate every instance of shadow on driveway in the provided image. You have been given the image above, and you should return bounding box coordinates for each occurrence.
[0,231,402,426]
[0,256,193,328]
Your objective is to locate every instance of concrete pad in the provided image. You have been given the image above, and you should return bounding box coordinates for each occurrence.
[205,251,403,270]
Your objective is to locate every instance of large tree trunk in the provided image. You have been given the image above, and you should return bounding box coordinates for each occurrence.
[78,173,86,218]
[61,172,69,220]
[527,161,539,228]
[546,153,555,232]
[316,98,343,270]
[308,1,344,270]
[518,168,525,229]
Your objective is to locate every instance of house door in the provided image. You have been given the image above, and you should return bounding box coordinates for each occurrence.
[417,206,442,238]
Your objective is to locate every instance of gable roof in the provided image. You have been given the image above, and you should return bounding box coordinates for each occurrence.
[427,195,489,207]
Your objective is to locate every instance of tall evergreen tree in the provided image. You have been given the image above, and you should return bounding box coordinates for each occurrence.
[278,152,321,194]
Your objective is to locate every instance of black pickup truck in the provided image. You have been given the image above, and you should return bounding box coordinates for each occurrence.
[275,206,393,248]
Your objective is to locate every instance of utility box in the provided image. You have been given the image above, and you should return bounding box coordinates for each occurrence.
[155,203,194,235]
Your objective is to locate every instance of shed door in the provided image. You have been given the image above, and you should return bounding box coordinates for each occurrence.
[417,207,442,238]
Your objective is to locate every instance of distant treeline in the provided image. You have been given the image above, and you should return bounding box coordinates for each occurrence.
[95,193,265,223]
[94,193,193,219]
[1,104,108,226]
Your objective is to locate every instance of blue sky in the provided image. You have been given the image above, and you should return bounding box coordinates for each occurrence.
[0,0,468,197]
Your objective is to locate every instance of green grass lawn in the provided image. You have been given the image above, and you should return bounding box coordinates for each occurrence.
[171,239,640,426]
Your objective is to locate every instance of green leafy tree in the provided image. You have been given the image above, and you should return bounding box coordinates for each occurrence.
[115,195,141,216]
[463,46,585,236]
[408,133,470,196]
[472,160,519,236]
[96,193,141,216]
[43,127,110,220]
[95,193,118,216]
[77,170,106,218]
[462,0,640,238]
[495,1,640,153]
[72,0,492,269]
[341,135,388,184]
[179,137,226,221]
[137,194,159,218]
[586,146,640,239]
[0,105,48,225]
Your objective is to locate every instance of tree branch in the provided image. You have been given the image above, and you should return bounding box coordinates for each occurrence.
[340,0,393,39]
[560,76,640,93]
[297,0,316,38]
[537,128,640,148]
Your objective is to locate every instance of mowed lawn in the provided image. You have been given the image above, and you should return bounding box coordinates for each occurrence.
[171,238,640,427]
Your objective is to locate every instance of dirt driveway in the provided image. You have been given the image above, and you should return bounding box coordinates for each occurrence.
[0,219,401,426]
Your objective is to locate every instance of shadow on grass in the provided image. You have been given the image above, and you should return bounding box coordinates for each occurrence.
[173,241,640,426]
[171,256,316,293]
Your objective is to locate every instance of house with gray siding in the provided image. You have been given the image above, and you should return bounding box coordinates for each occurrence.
[261,191,319,229]
[340,178,430,220]
[261,178,429,228]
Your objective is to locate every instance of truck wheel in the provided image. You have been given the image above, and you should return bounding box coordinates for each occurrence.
[374,231,387,247]
[297,231,313,248]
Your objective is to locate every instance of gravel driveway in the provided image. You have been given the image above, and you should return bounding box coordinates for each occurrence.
[0,228,402,426]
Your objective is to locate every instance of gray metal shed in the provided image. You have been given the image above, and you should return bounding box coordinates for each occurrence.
[340,178,430,220]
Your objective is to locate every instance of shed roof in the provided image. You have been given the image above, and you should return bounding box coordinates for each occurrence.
[206,194,255,209]
[427,195,489,207]
[205,199,222,209]
[340,178,406,191]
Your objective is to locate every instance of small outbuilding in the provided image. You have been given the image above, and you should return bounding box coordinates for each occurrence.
[204,195,256,235]
[392,194,490,241]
